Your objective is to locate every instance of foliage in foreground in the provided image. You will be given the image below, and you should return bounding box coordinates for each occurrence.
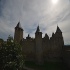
[0,37,24,70]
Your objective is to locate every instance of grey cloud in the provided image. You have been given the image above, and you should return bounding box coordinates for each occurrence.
[0,0,70,44]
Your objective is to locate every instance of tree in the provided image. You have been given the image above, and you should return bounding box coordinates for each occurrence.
[0,36,24,70]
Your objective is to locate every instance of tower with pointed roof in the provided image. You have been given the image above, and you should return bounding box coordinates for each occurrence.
[14,22,23,43]
[55,26,64,45]
[49,26,64,62]
[35,25,43,64]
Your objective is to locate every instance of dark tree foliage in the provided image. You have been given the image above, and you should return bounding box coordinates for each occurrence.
[0,37,24,70]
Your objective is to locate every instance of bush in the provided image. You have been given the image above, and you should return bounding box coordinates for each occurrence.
[0,39,24,70]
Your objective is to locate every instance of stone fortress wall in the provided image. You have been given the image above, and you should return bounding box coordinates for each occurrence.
[14,22,64,64]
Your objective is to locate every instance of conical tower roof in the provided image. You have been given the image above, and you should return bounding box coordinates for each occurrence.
[16,22,21,28]
[36,25,40,32]
[44,33,49,39]
[56,26,62,33]
[15,22,23,30]
[52,32,54,37]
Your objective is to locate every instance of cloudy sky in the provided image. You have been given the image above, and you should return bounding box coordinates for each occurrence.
[0,0,70,44]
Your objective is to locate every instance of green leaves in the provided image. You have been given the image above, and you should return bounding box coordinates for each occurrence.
[0,39,24,70]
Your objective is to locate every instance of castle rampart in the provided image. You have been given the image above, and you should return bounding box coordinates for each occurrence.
[14,22,64,64]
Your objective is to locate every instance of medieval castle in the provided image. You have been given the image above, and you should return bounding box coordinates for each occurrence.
[14,22,64,64]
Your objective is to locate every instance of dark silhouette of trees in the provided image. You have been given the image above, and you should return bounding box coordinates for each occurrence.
[0,36,24,70]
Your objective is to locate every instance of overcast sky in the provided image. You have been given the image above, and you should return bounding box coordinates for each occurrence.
[0,0,70,45]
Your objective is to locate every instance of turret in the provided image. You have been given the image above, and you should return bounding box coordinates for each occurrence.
[56,26,62,33]
[35,25,43,64]
[36,25,40,32]
[44,33,49,40]
[52,32,54,37]
[26,34,31,39]
[55,26,63,38]
[14,22,23,43]
[55,26,64,49]
[35,25,42,38]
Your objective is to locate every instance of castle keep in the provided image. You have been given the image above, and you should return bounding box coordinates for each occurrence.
[14,22,64,64]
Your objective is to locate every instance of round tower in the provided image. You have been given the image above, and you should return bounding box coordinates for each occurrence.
[14,22,23,43]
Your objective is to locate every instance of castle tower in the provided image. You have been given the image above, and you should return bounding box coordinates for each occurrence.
[35,25,43,64]
[55,26,64,43]
[55,25,64,47]
[54,26,64,60]
[14,22,23,43]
